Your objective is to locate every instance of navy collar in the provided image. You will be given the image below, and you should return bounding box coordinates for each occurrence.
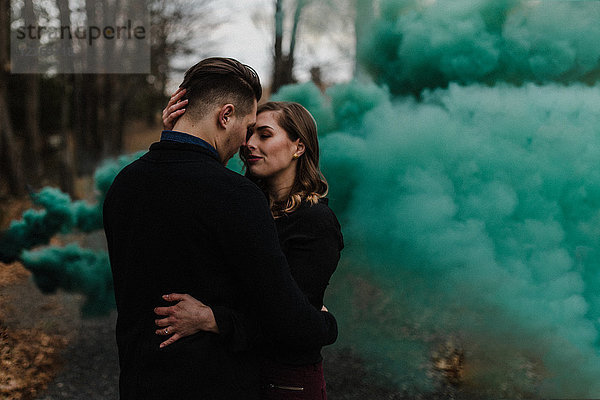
[160,130,220,160]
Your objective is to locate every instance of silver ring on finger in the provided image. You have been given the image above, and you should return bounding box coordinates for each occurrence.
[164,328,169,335]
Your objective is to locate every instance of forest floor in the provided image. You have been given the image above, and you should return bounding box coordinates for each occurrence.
[0,259,412,400]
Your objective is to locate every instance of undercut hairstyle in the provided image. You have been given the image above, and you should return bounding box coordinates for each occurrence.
[240,102,329,218]
[179,57,262,120]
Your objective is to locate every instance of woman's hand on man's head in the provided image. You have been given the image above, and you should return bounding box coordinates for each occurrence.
[162,88,188,130]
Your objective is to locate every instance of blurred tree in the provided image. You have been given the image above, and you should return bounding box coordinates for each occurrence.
[271,0,308,94]
[55,0,76,194]
[268,0,360,94]
[22,0,43,181]
[1,0,217,197]
[0,0,24,196]
[147,0,218,123]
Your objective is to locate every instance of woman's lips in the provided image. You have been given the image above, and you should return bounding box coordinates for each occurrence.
[247,155,263,163]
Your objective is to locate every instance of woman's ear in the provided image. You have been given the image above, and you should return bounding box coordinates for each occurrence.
[218,104,235,129]
[295,141,306,157]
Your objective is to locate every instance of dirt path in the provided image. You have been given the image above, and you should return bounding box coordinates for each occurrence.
[35,311,119,400]
[0,263,405,400]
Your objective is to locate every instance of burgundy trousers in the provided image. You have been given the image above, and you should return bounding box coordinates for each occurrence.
[260,358,327,400]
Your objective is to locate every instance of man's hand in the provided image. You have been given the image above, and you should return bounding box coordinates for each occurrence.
[154,293,219,348]
[162,88,188,130]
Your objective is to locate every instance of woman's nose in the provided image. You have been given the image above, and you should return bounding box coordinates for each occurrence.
[246,135,257,150]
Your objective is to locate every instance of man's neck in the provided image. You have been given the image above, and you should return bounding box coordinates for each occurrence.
[172,119,228,164]
[172,120,217,148]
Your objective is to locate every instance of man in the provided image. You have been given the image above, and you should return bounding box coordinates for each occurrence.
[103,58,337,399]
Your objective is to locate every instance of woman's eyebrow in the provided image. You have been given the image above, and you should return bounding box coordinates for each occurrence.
[256,125,273,131]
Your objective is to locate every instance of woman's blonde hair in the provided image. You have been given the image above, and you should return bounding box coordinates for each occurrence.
[240,101,328,217]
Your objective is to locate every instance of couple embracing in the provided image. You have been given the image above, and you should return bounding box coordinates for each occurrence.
[103,57,344,399]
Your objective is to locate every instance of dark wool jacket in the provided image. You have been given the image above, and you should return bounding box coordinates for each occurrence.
[103,141,337,400]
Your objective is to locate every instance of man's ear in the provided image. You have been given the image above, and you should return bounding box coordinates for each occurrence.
[295,141,306,157]
[218,104,235,129]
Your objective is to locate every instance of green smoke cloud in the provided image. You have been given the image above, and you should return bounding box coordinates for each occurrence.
[22,244,113,316]
[0,153,142,315]
[271,1,600,395]
[275,80,600,396]
[0,188,74,263]
[360,0,600,95]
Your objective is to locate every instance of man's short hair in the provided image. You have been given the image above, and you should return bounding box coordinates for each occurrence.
[179,57,262,120]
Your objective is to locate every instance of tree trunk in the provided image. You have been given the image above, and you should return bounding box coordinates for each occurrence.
[287,0,305,76]
[0,0,24,195]
[271,0,304,94]
[80,74,101,174]
[272,0,285,94]
[101,74,124,157]
[56,0,76,194]
[22,0,43,183]
[0,96,24,196]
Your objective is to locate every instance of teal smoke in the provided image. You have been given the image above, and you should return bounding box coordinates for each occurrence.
[360,0,600,95]
[0,153,142,315]
[274,80,600,396]
[270,1,600,395]
[22,244,113,315]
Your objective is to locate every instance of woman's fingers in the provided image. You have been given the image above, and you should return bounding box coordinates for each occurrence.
[154,306,174,316]
[167,99,187,114]
[154,293,190,316]
[152,293,211,347]
[165,102,187,122]
[162,88,187,130]
[155,326,171,335]
[154,326,182,350]
[160,333,181,348]
[155,316,170,327]
[162,91,182,118]
[167,88,186,108]
[162,293,187,302]
[163,88,187,114]
[162,101,187,130]
[166,107,186,121]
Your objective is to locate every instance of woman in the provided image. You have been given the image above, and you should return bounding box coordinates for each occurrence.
[155,90,343,399]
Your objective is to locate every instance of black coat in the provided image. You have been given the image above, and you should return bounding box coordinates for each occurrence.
[216,198,345,366]
[103,141,337,399]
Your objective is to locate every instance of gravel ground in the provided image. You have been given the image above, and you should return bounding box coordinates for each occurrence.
[0,261,414,400]
[35,311,119,400]
[32,309,405,399]
[0,233,406,399]
[0,276,119,400]
[0,271,428,400]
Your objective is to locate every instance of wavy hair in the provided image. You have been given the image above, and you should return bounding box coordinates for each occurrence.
[240,102,328,217]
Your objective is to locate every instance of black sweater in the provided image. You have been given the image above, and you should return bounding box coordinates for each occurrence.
[212,197,344,366]
[276,198,343,309]
[268,198,344,365]
[103,141,337,399]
